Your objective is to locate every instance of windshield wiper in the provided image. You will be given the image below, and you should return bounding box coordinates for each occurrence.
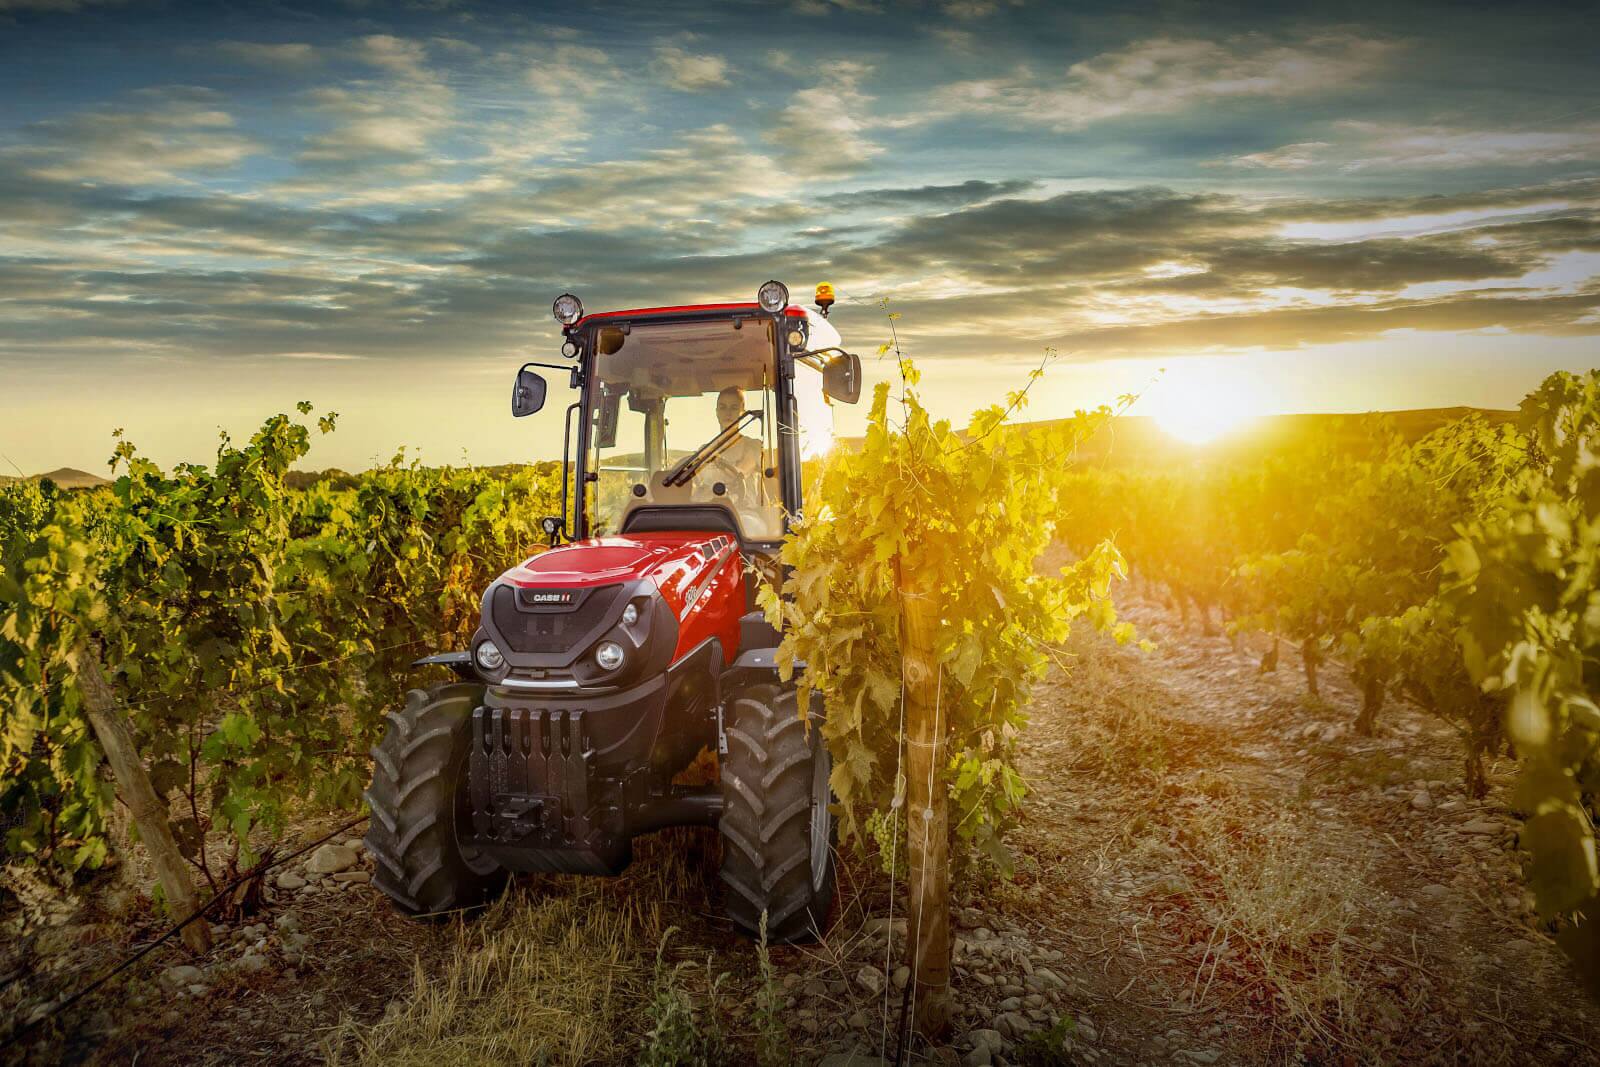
[663,411,762,488]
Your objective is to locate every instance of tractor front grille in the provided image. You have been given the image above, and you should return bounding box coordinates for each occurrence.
[490,583,624,655]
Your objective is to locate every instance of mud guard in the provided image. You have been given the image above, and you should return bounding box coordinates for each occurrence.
[411,651,477,681]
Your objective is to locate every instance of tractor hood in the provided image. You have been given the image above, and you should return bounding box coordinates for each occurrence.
[475,532,745,684]
[502,532,738,615]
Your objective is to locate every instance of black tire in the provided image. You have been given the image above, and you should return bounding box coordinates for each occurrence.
[365,682,509,916]
[718,683,837,943]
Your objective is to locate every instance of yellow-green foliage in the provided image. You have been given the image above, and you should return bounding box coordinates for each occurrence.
[0,405,562,874]
[763,361,1132,869]
[1448,370,1600,916]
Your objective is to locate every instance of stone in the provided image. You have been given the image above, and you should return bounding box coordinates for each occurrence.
[275,871,306,891]
[1033,967,1066,990]
[864,916,907,938]
[1077,1016,1098,1043]
[961,1046,992,1067]
[963,1029,1004,1056]
[994,1011,1034,1039]
[186,984,207,997]
[235,951,268,974]
[848,1010,868,1029]
[997,996,1023,1012]
[1410,792,1433,811]
[804,979,829,998]
[163,965,204,988]
[1183,1050,1223,1065]
[274,912,300,931]
[1419,884,1450,901]
[815,1053,889,1067]
[892,965,910,990]
[331,870,371,884]
[856,964,886,996]
[1462,819,1502,835]
[306,843,358,874]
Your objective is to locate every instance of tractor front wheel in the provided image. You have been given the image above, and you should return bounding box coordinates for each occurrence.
[365,682,509,916]
[718,683,837,943]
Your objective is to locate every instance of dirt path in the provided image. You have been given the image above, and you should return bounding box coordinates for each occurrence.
[994,585,1600,1065]
[9,586,1600,1065]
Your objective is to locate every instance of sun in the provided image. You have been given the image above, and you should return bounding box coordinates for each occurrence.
[1143,364,1264,446]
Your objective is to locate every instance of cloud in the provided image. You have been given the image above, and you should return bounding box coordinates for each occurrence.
[1219,124,1600,172]
[525,42,617,98]
[932,34,1393,130]
[791,0,883,14]
[765,62,882,175]
[654,45,730,92]
[1220,141,1331,170]
[1336,121,1600,170]
[0,0,119,9]
[215,41,320,68]
[5,87,258,184]
[299,36,451,165]
[489,124,796,230]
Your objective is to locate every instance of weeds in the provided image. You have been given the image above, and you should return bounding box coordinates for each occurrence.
[639,928,728,1067]
[752,913,790,1067]
[1013,1014,1078,1066]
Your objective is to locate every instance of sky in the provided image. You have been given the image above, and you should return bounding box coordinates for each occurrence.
[1,0,1598,473]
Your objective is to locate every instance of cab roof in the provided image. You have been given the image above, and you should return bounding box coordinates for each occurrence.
[571,302,809,329]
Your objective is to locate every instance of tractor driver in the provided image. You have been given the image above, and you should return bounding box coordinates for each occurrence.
[695,386,764,506]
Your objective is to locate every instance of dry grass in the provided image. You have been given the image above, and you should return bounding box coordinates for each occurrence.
[324,882,663,1067]
[1178,808,1375,1052]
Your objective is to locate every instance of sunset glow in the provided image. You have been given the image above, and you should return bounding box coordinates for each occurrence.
[1144,365,1266,445]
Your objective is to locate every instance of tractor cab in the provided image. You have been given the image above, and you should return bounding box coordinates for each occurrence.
[365,282,859,944]
[514,280,861,549]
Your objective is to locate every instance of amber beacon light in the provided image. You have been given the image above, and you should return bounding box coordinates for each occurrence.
[814,282,835,317]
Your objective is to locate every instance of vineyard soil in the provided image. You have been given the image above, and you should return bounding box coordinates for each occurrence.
[6,580,1599,1065]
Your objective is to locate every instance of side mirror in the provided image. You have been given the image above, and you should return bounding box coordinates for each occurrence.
[823,351,862,405]
[512,368,547,417]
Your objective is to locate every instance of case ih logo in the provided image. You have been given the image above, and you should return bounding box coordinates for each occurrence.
[526,590,574,605]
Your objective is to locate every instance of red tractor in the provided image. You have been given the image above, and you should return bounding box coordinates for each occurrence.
[365,281,862,942]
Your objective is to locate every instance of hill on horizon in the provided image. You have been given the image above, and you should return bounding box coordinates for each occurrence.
[0,467,112,489]
[8,408,1517,485]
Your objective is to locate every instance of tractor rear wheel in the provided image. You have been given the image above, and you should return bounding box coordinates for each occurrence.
[718,683,837,943]
[365,682,509,916]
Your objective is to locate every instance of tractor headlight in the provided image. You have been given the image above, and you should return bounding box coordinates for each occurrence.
[757,280,789,313]
[552,293,584,326]
[595,641,625,672]
[474,641,505,672]
[621,603,639,626]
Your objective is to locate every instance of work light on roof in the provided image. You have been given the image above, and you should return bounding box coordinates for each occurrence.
[552,293,584,326]
[757,280,789,313]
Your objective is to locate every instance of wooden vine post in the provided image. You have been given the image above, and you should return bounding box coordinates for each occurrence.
[897,558,951,1037]
[74,641,213,954]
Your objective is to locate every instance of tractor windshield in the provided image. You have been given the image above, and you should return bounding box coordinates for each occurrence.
[586,317,787,541]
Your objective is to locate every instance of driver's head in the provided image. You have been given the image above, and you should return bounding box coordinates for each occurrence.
[716,386,745,430]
